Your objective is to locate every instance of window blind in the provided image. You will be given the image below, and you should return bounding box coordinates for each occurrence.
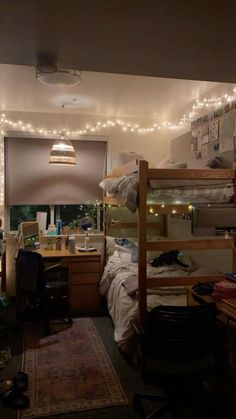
[5,137,107,205]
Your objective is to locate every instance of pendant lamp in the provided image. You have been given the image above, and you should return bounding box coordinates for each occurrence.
[49,105,77,166]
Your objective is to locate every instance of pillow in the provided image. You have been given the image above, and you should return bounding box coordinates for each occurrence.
[155,157,187,169]
[106,236,137,259]
[155,156,173,168]
[106,236,117,258]
[115,239,138,263]
[166,162,187,169]
[116,151,144,165]
[113,247,133,263]
[206,156,227,169]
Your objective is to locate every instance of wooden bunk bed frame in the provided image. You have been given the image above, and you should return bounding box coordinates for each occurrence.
[104,159,236,325]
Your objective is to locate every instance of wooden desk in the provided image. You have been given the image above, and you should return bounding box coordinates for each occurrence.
[37,249,102,313]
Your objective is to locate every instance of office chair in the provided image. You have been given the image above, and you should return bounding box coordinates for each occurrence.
[15,249,73,334]
[132,303,225,419]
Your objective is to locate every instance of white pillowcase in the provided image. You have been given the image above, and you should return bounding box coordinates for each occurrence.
[166,162,188,169]
[106,236,137,259]
[155,156,187,169]
[155,156,173,168]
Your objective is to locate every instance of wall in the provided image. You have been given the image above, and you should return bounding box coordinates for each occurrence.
[170,130,234,168]
[167,215,232,273]
[168,129,234,273]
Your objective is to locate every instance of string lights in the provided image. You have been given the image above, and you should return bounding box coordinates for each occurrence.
[0,89,236,136]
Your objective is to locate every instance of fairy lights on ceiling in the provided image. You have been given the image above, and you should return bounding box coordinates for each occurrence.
[0,89,236,136]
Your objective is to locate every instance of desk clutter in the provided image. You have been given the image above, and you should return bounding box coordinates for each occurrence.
[213,280,236,300]
[44,235,97,253]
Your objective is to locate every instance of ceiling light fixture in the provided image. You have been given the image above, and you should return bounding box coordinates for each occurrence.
[36,61,81,87]
[49,105,77,166]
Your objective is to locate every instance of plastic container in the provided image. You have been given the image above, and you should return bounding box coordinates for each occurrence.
[84,233,90,250]
[47,224,57,235]
[68,236,76,253]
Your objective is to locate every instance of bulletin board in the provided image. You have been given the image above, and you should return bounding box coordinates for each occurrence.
[191,101,236,159]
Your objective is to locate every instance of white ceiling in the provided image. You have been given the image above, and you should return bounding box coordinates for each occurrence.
[1,64,233,128]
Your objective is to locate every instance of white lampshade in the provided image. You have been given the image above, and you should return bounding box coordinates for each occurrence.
[49,138,77,165]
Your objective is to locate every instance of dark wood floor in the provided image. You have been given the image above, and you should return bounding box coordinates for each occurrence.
[0,304,233,419]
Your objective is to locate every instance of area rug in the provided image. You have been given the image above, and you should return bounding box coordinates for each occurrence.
[18,318,128,418]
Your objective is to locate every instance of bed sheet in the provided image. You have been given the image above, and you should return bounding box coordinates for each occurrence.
[100,252,190,354]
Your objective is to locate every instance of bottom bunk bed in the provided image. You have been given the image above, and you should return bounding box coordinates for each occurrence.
[99,238,223,354]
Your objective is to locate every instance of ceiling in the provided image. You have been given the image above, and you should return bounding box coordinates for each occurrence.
[0,1,236,129]
[0,64,223,124]
[0,1,236,83]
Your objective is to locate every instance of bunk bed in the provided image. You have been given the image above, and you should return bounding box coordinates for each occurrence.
[100,159,236,353]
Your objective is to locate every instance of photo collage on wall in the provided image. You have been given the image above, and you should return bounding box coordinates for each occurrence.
[191,101,236,159]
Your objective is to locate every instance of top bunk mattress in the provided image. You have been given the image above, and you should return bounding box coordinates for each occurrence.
[99,173,234,212]
[149,178,234,204]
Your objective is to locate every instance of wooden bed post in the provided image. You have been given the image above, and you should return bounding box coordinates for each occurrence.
[138,160,148,326]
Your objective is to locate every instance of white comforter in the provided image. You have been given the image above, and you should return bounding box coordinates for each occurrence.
[100,252,189,354]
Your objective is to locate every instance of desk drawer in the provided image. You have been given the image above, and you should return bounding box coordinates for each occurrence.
[44,257,69,269]
[70,284,101,311]
[70,272,99,284]
[70,260,100,273]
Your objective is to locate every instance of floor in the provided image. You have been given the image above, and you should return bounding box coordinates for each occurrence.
[0,303,233,419]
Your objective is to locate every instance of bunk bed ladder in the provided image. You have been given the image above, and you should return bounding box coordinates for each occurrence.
[138,160,148,326]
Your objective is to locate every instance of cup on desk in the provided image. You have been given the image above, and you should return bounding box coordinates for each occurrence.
[56,237,62,250]
[68,236,76,253]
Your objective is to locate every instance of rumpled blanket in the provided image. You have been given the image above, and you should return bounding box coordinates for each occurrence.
[99,174,138,213]
[99,253,189,353]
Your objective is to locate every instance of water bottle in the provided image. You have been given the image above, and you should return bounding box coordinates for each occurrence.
[56,219,62,235]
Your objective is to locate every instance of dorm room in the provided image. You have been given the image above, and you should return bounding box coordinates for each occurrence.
[1,4,236,416]
[1,84,236,419]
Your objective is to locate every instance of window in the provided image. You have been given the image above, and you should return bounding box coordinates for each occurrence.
[10,205,50,231]
[9,204,103,232]
[56,204,103,231]
[5,136,107,232]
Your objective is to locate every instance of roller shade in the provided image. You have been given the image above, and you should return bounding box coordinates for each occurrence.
[5,137,106,205]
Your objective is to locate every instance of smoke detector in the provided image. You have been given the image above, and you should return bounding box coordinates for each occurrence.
[36,63,81,87]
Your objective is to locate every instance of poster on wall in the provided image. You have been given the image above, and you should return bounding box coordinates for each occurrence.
[191,100,236,158]
[209,119,219,142]
[219,113,234,153]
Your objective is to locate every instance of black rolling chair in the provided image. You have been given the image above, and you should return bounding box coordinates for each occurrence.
[15,249,73,333]
[133,303,225,419]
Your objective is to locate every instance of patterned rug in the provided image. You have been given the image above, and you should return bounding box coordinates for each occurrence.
[18,318,128,418]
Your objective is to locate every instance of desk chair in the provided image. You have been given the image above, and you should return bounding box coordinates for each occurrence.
[16,249,73,334]
[133,303,225,419]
